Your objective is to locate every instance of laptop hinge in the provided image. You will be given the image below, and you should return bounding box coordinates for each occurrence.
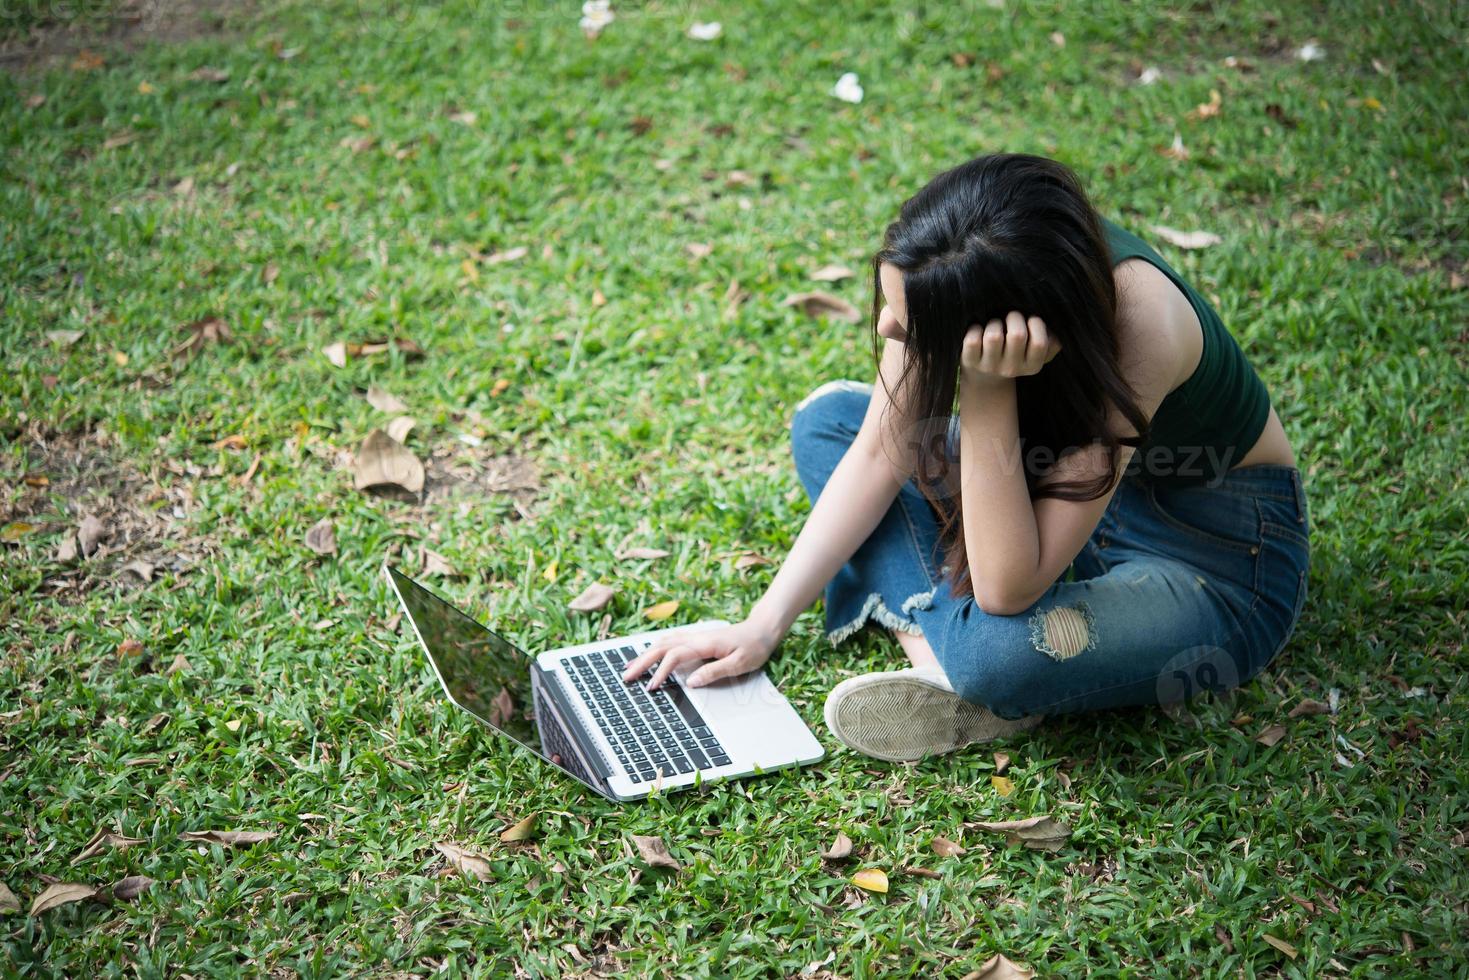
[533,664,614,788]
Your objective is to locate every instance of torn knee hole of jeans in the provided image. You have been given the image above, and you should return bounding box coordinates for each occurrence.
[1028,603,1096,661]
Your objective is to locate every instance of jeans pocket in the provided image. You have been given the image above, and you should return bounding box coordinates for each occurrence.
[1145,481,1262,554]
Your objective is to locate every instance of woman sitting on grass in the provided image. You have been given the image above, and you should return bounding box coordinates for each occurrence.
[624,152,1311,762]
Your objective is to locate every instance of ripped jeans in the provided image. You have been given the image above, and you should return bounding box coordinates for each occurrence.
[790,380,1312,720]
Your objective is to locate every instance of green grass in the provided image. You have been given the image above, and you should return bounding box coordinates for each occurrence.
[3,0,1468,975]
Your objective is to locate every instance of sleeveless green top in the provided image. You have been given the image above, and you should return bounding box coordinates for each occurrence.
[1101,216,1271,484]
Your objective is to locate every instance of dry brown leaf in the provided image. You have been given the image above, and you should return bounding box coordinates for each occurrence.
[488,686,515,728]
[116,638,144,657]
[1148,224,1222,249]
[733,552,772,570]
[821,831,853,860]
[189,66,230,83]
[112,875,155,901]
[1262,934,1299,959]
[366,385,409,414]
[435,841,493,881]
[262,262,280,285]
[810,263,855,282]
[781,291,862,324]
[485,246,528,265]
[120,560,155,583]
[165,653,190,676]
[322,341,349,368]
[568,582,616,612]
[29,882,96,916]
[211,433,248,451]
[686,242,713,259]
[994,751,1011,775]
[932,836,966,858]
[617,546,670,560]
[499,814,538,842]
[1186,88,1223,120]
[0,882,20,913]
[970,815,1071,852]
[173,316,232,359]
[643,600,679,621]
[1255,723,1288,747]
[304,518,337,556]
[421,548,459,578]
[46,329,84,347]
[1159,133,1190,161]
[72,49,105,70]
[353,430,425,495]
[179,830,276,848]
[851,868,888,893]
[1288,698,1331,717]
[78,514,108,557]
[72,828,146,865]
[630,834,683,870]
[385,416,416,443]
[54,534,79,563]
[961,953,1036,979]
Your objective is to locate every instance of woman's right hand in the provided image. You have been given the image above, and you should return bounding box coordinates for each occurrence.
[620,618,782,691]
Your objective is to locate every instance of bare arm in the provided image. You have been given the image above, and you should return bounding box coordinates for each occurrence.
[747,338,918,641]
[957,308,1179,615]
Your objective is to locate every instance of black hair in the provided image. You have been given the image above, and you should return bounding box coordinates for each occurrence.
[871,152,1150,599]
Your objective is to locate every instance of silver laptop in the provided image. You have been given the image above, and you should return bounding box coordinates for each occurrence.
[384,564,824,802]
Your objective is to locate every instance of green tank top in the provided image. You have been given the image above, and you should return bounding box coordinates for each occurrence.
[1100,216,1271,484]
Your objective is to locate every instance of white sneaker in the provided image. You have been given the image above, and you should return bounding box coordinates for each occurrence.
[822,667,1043,762]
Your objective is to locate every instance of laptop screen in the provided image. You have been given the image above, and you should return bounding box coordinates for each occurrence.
[385,565,609,797]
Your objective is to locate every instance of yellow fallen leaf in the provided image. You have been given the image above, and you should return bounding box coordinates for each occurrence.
[461,258,479,282]
[490,378,510,396]
[112,350,129,366]
[350,113,371,128]
[1263,934,1299,959]
[225,719,242,732]
[851,868,888,893]
[138,81,155,94]
[991,774,1015,797]
[499,813,538,842]
[1363,96,1382,111]
[1,522,36,542]
[643,600,679,621]
[542,560,558,583]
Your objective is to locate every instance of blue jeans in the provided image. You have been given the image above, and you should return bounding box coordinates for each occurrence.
[790,380,1312,720]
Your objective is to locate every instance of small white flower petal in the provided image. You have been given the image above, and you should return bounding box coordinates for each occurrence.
[831,71,863,104]
[688,21,722,41]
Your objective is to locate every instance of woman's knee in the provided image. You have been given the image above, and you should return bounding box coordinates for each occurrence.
[790,380,872,453]
[931,605,1048,718]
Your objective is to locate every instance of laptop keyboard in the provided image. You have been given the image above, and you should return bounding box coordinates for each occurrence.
[564,644,731,784]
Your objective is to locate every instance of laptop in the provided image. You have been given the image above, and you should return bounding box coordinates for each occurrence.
[384,564,825,801]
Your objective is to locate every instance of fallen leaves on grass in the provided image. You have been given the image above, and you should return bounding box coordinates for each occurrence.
[72,828,145,865]
[994,751,1011,775]
[1,522,35,543]
[821,831,853,861]
[568,583,616,612]
[961,953,1035,979]
[932,836,966,858]
[385,416,416,443]
[617,546,670,560]
[436,841,493,881]
[1263,934,1299,959]
[165,654,190,676]
[179,830,276,848]
[733,552,772,570]
[991,775,1015,797]
[851,868,888,893]
[366,385,409,414]
[112,876,154,901]
[1256,723,1288,747]
[322,337,425,368]
[782,291,862,324]
[1158,133,1190,161]
[353,430,424,496]
[0,882,19,913]
[420,548,459,578]
[630,834,682,870]
[78,514,108,557]
[120,559,155,583]
[304,518,337,556]
[1289,698,1331,717]
[642,600,679,621]
[173,316,232,360]
[969,815,1071,852]
[46,329,84,347]
[189,65,230,82]
[499,814,538,843]
[1148,225,1221,249]
[810,263,854,282]
[488,687,515,728]
[1186,88,1223,121]
[29,882,96,916]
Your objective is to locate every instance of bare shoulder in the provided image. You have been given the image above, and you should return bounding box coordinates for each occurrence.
[1113,257,1204,396]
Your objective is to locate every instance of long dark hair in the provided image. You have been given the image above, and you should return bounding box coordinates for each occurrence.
[872,153,1150,599]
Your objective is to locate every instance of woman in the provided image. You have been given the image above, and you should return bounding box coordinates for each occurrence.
[623,153,1311,762]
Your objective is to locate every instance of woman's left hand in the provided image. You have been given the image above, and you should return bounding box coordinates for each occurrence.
[960,310,1061,382]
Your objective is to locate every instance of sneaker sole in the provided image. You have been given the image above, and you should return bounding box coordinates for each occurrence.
[823,670,1042,762]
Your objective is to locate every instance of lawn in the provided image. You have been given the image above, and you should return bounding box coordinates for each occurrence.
[2,0,1467,975]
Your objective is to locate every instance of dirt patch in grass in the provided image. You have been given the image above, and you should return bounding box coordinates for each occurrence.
[1,420,214,603]
[0,0,252,74]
